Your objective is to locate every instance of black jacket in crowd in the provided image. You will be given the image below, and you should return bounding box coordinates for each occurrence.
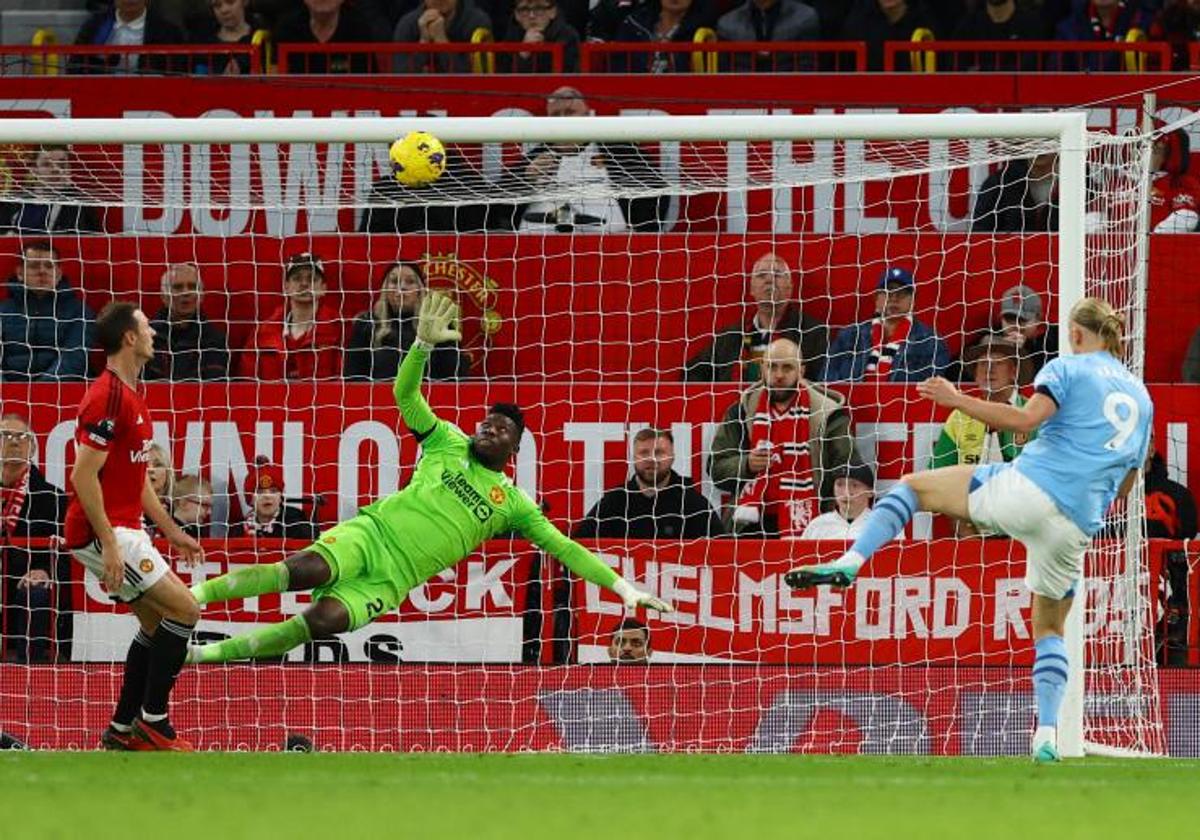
[1145,453,1199,540]
[1,465,66,577]
[0,196,103,236]
[72,7,187,74]
[573,471,724,540]
[344,309,469,381]
[683,304,830,383]
[228,505,318,542]
[971,158,1059,233]
[144,308,230,381]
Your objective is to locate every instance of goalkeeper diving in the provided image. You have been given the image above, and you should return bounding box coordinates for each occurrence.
[188,294,671,664]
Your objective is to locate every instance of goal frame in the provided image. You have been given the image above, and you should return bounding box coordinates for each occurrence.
[0,111,1105,756]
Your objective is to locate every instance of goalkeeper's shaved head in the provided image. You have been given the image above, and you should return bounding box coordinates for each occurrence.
[469,403,526,469]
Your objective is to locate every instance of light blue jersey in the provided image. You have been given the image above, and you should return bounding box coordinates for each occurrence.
[1013,351,1153,536]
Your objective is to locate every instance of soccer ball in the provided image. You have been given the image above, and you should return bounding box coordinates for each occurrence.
[389,131,447,187]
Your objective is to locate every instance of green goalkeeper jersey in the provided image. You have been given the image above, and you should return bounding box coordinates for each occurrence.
[363,342,620,593]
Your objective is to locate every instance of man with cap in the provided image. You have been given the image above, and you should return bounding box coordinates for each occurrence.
[237,252,344,380]
[798,462,880,541]
[229,456,316,541]
[824,266,950,383]
[995,284,1056,382]
[931,333,1036,536]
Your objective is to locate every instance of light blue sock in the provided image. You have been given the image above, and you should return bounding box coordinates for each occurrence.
[847,484,919,565]
[1033,635,1069,727]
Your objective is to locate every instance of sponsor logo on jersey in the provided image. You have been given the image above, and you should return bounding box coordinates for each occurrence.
[139,558,154,574]
[441,469,494,522]
[130,438,154,463]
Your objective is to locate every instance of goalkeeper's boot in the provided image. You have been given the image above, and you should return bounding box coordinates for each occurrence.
[133,717,194,752]
[784,554,863,590]
[100,725,150,752]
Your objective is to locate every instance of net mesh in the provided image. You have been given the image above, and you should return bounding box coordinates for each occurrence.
[0,117,1163,755]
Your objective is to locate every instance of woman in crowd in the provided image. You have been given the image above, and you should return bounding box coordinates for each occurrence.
[345,261,469,380]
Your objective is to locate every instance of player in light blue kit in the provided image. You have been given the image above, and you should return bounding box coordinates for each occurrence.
[785,298,1152,763]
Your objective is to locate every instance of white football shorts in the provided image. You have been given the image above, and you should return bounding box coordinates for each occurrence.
[967,463,1090,600]
[72,526,171,603]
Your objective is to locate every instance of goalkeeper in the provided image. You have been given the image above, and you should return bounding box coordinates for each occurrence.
[188,294,671,664]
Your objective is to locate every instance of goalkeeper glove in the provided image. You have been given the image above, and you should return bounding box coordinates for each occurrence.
[416,292,463,345]
[612,577,673,613]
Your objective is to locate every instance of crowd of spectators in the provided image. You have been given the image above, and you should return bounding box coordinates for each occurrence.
[43,1,1200,75]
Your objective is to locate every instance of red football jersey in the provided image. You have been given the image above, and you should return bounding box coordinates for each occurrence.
[1149,171,1200,230]
[64,369,154,547]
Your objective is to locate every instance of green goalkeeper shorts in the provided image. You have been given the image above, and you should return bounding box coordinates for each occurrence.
[308,515,412,632]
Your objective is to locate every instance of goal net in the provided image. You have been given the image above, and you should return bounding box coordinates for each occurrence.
[0,113,1163,756]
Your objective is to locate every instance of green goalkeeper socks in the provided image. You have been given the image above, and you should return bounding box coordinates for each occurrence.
[191,562,290,606]
[191,615,312,664]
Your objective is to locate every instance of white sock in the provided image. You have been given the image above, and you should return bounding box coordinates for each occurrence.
[109,721,132,733]
[141,710,168,723]
[1033,725,1056,747]
[840,551,867,571]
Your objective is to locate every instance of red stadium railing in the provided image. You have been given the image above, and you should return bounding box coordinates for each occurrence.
[275,41,565,75]
[578,41,868,73]
[0,43,262,76]
[883,40,1173,73]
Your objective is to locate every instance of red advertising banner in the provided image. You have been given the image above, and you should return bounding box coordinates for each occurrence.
[3,663,1195,755]
[571,540,1165,666]
[5,383,1198,529]
[69,539,534,663]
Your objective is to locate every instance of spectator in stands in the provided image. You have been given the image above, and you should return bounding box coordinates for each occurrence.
[709,338,857,537]
[716,0,821,72]
[345,262,468,380]
[0,242,93,382]
[275,0,378,73]
[393,0,492,72]
[1183,326,1200,383]
[238,252,344,380]
[1151,0,1200,70]
[931,334,1033,535]
[971,152,1058,233]
[144,263,230,382]
[73,0,187,74]
[573,428,724,539]
[607,617,651,663]
[825,267,950,383]
[684,252,828,383]
[189,0,260,74]
[141,441,175,538]
[499,1,581,72]
[1144,438,1198,539]
[359,155,500,233]
[950,0,1047,71]
[228,456,317,540]
[611,0,714,73]
[172,474,213,539]
[798,462,876,540]
[841,0,936,71]
[0,146,103,236]
[993,284,1056,382]
[147,442,175,511]
[0,413,67,664]
[588,0,648,40]
[1054,0,1154,71]
[499,87,669,232]
[1148,128,1200,233]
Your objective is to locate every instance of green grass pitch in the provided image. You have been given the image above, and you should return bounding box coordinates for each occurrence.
[2,753,1196,839]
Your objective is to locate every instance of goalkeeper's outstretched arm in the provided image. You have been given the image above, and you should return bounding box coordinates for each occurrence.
[393,293,462,437]
[516,501,673,613]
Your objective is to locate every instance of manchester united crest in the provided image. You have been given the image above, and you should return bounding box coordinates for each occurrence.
[489,486,505,505]
[139,558,154,574]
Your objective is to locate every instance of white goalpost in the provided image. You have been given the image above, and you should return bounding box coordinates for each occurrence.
[0,112,1163,756]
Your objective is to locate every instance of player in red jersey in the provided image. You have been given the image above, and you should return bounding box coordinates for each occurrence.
[65,302,203,751]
